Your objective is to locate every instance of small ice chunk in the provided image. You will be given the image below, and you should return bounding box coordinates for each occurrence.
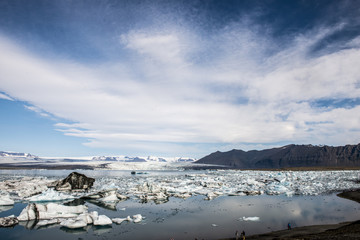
[205,192,218,200]
[211,223,218,227]
[0,192,14,206]
[112,216,132,224]
[93,214,112,226]
[37,218,61,227]
[27,188,75,202]
[241,216,260,221]
[60,218,87,229]
[132,214,143,223]
[100,193,119,202]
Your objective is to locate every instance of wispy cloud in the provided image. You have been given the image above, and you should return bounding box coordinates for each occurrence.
[0,9,360,156]
[0,92,13,101]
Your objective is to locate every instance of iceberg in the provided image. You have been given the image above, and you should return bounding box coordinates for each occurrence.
[112,216,132,224]
[112,215,143,224]
[132,214,143,223]
[18,203,88,221]
[27,188,75,202]
[0,177,52,199]
[92,213,112,226]
[241,216,260,221]
[36,219,61,227]
[60,218,87,229]
[0,192,14,205]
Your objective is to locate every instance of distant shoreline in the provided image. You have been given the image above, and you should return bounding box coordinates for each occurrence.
[1,163,360,171]
[0,163,95,170]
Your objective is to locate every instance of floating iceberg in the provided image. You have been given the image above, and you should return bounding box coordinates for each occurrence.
[112,216,132,224]
[0,177,52,199]
[0,192,14,205]
[27,188,75,202]
[132,214,143,223]
[18,203,88,221]
[60,218,88,229]
[241,216,260,221]
[92,211,112,226]
[112,214,143,224]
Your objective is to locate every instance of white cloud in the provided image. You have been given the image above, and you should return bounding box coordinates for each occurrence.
[0,92,13,101]
[0,20,360,156]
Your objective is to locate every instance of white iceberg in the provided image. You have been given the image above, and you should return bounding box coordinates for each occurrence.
[0,177,52,199]
[60,218,87,229]
[241,216,260,221]
[27,188,75,202]
[112,216,132,224]
[37,218,61,227]
[93,215,112,226]
[90,211,112,226]
[132,214,143,223]
[0,192,14,205]
[18,203,88,221]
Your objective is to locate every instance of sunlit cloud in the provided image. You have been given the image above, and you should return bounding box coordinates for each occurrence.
[0,2,360,156]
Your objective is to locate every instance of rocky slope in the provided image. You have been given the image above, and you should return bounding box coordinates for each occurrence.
[196,144,360,169]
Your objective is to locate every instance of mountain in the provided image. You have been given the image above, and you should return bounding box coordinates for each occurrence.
[196,144,360,169]
[0,151,38,159]
[91,155,196,163]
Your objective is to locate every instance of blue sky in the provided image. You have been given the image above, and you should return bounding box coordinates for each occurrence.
[1,0,360,157]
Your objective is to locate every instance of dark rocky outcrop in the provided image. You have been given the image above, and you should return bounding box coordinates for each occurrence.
[0,216,19,228]
[55,172,95,191]
[196,144,360,169]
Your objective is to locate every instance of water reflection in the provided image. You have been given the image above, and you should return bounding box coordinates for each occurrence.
[1,194,359,240]
[85,199,118,211]
[0,205,13,213]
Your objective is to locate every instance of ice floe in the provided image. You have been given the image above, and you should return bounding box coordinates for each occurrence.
[27,188,75,202]
[17,203,88,221]
[112,216,132,224]
[92,212,112,226]
[241,216,260,221]
[0,177,53,199]
[60,218,88,229]
[0,192,14,205]
[132,214,143,223]
[112,214,143,224]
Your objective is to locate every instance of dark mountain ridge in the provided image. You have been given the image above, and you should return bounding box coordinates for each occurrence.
[196,144,360,169]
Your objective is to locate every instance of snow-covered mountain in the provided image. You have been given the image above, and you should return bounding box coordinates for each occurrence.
[0,151,38,159]
[91,155,196,163]
[0,151,196,170]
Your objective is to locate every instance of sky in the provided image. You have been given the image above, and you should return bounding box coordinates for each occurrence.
[1,0,360,158]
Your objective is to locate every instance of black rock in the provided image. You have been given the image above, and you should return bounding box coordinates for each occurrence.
[55,172,95,191]
[0,216,19,228]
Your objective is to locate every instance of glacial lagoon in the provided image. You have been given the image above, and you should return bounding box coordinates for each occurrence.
[1,169,360,240]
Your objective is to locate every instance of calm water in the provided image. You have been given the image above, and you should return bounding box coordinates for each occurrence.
[1,170,360,240]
